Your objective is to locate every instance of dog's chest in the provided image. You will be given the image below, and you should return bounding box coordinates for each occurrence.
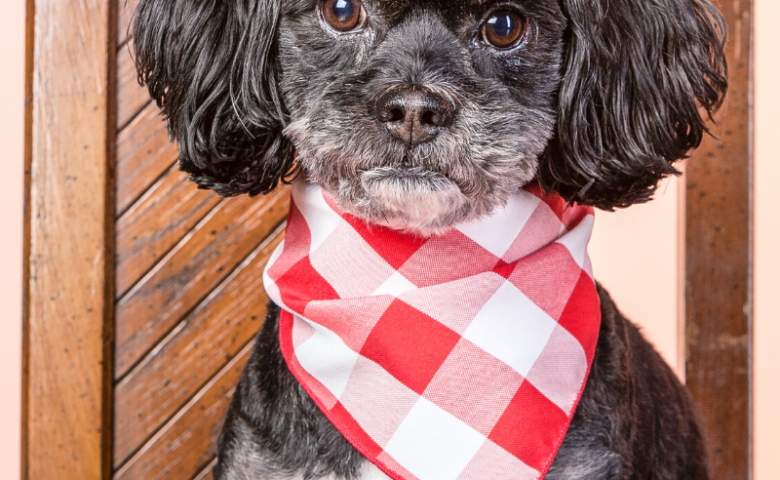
[257,181,603,480]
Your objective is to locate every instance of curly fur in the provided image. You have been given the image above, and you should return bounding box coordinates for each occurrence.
[132,0,727,478]
[540,0,728,209]
[133,0,726,213]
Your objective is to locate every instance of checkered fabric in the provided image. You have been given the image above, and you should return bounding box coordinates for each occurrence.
[263,180,601,480]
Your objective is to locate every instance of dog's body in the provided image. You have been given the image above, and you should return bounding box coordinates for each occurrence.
[215,290,706,480]
[131,0,728,478]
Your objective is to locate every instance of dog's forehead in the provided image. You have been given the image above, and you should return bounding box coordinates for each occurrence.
[373,0,492,24]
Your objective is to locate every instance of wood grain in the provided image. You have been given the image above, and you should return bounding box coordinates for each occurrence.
[685,0,753,479]
[114,189,289,378]
[117,41,151,131]
[24,0,114,478]
[116,102,178,216]
[193,460,217,480]
[114,228,284,466]
[114,341,254,480]
[115,168,221,298]
[118,0,138,48]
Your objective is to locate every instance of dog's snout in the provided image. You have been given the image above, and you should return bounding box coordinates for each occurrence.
[375,89,455,147]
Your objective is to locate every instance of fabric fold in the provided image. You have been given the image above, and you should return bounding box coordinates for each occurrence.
[264,179,601,480]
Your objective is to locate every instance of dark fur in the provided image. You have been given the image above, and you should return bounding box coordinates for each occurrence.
[132,0,727,477]
[215,288,707,479]
[133,0,726,210]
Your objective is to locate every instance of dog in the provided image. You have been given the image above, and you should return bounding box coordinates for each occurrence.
[131,0,728,478]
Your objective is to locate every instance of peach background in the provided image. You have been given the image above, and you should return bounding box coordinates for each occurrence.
[754,0,779,478]
[0,1,777,479]
[590,178,682,376]
[0,0,25,479]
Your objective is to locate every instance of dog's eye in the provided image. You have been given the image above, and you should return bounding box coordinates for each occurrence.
[482,10,526,49]
[321,0,365,32]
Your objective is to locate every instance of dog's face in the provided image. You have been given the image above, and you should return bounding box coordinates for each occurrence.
[279,1,566,233]
[133,0,727,232]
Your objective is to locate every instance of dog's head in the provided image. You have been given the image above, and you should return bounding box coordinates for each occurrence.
[133,0,727,234]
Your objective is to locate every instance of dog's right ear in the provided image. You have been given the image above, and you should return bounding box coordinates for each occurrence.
[539,0,728,210]
[132,0,294,196]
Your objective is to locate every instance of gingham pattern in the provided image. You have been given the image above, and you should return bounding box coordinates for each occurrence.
[264,180,601,480]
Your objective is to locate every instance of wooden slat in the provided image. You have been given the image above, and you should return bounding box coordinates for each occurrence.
[684,0,753,479]
[116,168,221,298]
[116,101,178,216]
[114,341,254,480]
[118,0,138,48]
[24,0,114,478]
[114,229,284,466]
[114,189,290,378]
[117,41,151,131]
[193,460,217,480]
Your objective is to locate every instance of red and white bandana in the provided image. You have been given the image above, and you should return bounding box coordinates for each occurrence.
[263,179,601,480]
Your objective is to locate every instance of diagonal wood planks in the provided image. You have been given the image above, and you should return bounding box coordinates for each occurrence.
[116,168,221,298]
[112,2,292,475]
[193,460,218,480]
[114,189,289,379]
[118,0,138,48]
[116,102,179,216]
[117,41,151,131]
[114,341,256,480]
[114,228,285,467]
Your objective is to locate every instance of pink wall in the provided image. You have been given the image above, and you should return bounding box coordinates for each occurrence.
[754,0,780,477]
[589,178,682,376]
[0,1,25,479]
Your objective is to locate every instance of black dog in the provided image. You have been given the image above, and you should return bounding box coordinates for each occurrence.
[132,0,728,478]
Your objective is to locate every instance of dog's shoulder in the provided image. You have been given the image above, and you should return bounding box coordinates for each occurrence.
[547,284,708,480]
[215,304,367,480]
[215,293,709,480]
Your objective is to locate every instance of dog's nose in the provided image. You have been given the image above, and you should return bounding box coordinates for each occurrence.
[375,89,455,147]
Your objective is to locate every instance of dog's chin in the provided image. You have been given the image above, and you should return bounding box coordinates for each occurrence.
[334,166,469,237]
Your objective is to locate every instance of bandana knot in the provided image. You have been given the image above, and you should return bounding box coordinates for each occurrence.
[264,180,601,480]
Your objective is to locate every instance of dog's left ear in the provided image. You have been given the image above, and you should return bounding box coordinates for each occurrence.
[132,0,294,197]
[539,0,728,209]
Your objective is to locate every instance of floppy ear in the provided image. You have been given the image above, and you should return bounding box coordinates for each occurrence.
[132,0,294,196]
[539,0,728,209]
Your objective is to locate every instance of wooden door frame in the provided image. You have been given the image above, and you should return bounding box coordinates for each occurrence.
[685,1,754,479]
[21,0,753,479]
[22,0,116,478]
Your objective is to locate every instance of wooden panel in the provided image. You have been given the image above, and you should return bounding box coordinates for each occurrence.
[193,461,217,480]
[114,229,284,466]
[117,41,151,131]
[23,0,114,478]
[116,168,221,298]
[115,189,290,378]
[116,102,178,216]
[685,0,753,479]
[114,341,254,480]
[118,0,138,48]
